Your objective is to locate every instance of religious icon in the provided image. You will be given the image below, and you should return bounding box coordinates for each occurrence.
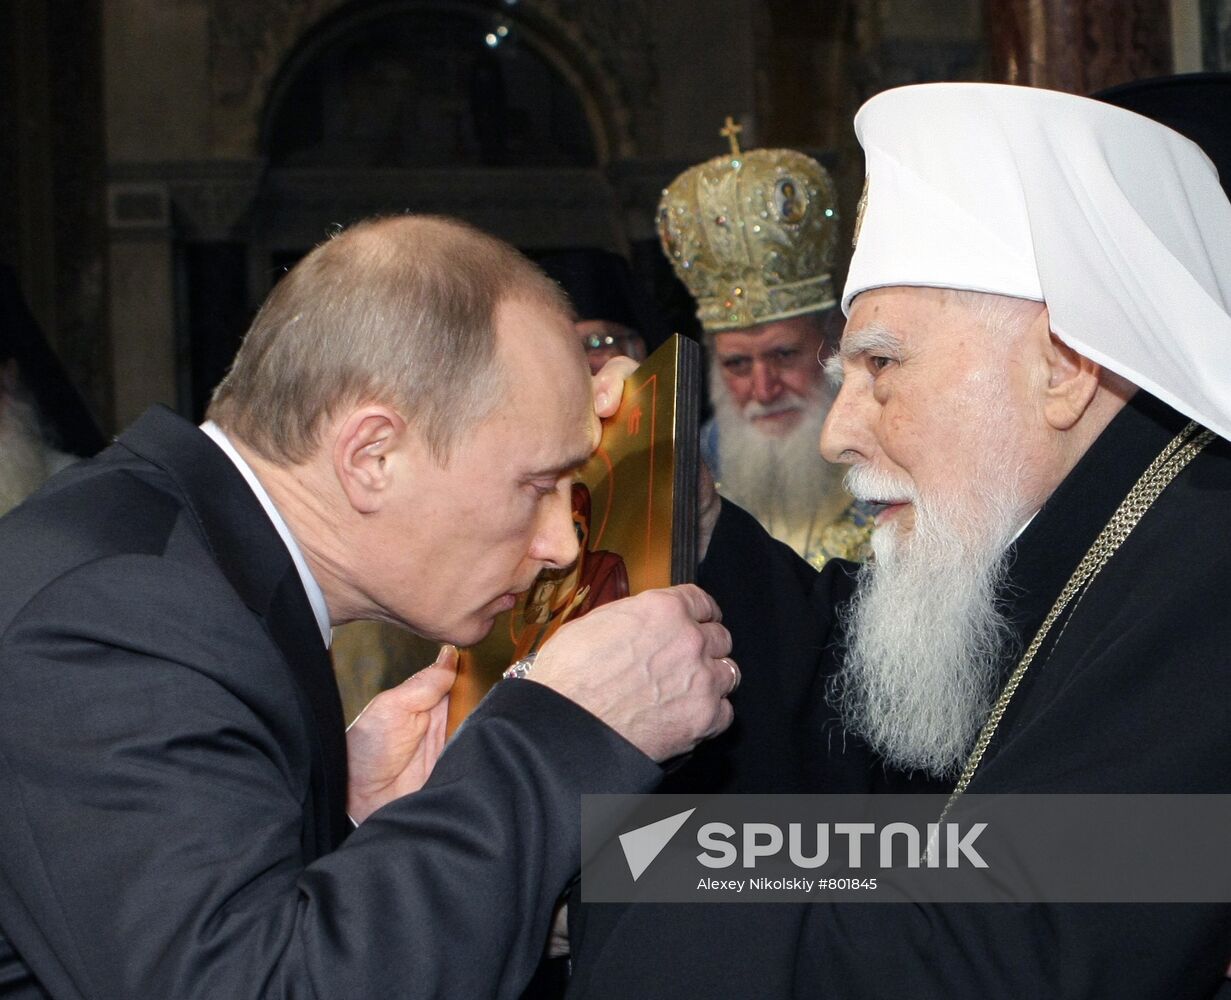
[509,483,631,661]
[775,176,807,224]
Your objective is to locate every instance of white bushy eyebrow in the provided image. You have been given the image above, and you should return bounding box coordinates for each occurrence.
[838,322,905,362]
[823,354,845,389]
[826,323,905,390]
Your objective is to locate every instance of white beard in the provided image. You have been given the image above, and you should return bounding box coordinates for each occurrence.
[0,392,63,516]
[830,462,1029,779]
[710,363,849,545]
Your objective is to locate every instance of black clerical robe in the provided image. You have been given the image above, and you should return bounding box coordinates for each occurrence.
[567,393,1231,998]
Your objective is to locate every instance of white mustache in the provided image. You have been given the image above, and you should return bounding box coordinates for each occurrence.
[843,464,917,506]
[743,398,806,420]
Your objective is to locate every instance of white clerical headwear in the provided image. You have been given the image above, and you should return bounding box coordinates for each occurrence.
[843,82,1231,442]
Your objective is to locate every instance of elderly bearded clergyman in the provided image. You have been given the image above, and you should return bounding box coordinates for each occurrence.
[658,138,871,570]
[565,82,1231,998]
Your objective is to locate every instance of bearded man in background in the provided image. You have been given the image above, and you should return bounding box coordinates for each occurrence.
[658,128,870,568]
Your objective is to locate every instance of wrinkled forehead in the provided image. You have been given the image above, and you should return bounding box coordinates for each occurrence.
[842,284,964,332]
[838,285,1044,363]
[712,314,830,353]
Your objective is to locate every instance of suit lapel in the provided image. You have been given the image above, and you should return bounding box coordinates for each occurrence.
[117,406,350,853]
[267,571,351,851]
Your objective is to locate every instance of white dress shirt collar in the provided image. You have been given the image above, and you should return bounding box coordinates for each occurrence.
[200,421,333,648]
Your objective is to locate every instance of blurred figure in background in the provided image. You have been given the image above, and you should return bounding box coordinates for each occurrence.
[658,124,870,568]
[538,248,664,374]
[0,265,105,515]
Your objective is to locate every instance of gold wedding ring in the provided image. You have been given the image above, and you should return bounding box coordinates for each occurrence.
[721,657,740,696]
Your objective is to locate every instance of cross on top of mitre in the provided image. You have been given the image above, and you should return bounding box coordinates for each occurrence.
[720,116,743,156]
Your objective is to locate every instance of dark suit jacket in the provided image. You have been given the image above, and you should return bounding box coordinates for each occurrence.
[0,406,660,999]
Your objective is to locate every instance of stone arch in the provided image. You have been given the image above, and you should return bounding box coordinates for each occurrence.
[236,0,643,303]
[208,0,636,164]
[261,1,618,167]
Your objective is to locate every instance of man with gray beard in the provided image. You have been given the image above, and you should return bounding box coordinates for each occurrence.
[658,125,872,569]
[827,293,1043,779]
[566,81,1231,998]
[831,451,1023,779]
[704,321,861,567]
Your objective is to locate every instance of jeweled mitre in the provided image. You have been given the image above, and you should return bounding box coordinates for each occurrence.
[658,144,839,332]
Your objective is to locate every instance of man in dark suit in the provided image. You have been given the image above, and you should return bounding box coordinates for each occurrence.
[0,216,738,999]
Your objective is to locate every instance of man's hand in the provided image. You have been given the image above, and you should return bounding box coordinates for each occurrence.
[592,356,639,420]
[547,903,570,959]
[346,644,458,823]
[527,584,738,761]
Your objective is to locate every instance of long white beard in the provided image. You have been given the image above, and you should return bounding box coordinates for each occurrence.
[0,393,61,516]
[830,463,1027,779]
[710,366,849,541]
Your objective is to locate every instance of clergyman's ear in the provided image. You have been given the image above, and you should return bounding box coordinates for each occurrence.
[332,405,405,514]
[1040,324,1101,432]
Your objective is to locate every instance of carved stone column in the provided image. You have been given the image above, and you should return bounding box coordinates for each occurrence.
[986,0,1172,93]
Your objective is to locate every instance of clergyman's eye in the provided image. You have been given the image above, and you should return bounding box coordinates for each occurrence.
[721,357,752,378]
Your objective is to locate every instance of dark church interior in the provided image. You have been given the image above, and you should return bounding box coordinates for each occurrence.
[5,0,1208,439]
[4,2,1231,998]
